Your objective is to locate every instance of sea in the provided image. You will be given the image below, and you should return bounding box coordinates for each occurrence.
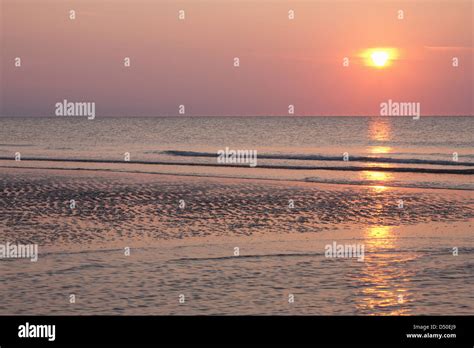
[0,116,473,190]
[0,116,473,315]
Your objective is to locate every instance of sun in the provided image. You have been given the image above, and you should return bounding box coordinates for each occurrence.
[371,51,389,67]
[360,47,399,68]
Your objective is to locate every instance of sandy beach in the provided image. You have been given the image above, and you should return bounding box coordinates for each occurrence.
[1,167,472,315]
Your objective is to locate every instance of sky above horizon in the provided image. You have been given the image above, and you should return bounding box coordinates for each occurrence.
[1,0,473,117]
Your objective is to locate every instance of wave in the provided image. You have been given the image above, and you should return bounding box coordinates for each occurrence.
[0,143,35,147]
[0,156,473,175]
[161,150,474,166]
[171,247,472,263]
[1,164,473,190]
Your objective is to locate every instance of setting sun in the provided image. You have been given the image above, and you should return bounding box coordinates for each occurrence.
[371,51,389,67]
[360,47,399,68]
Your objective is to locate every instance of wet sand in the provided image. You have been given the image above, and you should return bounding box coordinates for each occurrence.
[0,167,473,315]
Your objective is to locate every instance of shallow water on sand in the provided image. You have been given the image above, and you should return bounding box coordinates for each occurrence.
[0,169,473,315]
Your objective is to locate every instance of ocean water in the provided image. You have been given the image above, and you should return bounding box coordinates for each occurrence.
[0,116,473,315]
[0,116,473,189]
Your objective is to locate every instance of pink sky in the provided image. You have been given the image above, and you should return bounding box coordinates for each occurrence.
[1,0,472,116]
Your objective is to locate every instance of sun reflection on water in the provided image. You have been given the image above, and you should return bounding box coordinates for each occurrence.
[365,226,394,247]
[369,146,392,154]
[364,119,394,191]
[354,226,412,315]
[360,170,393,192]
[369,117,392,142]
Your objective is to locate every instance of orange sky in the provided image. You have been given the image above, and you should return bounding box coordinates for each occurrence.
[1,0,473,116]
